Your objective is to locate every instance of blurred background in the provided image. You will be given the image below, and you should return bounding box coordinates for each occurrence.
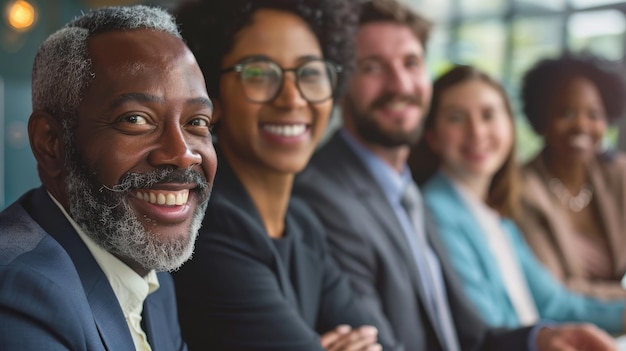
[1,0,625,209]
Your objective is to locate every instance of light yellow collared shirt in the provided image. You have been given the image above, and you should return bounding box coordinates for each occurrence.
[49,192,159,351]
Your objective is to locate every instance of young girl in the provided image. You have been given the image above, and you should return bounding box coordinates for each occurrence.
[172,1,385,350]
[411,65,626,331]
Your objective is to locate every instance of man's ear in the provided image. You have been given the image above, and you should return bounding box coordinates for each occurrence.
[28,111,65,178]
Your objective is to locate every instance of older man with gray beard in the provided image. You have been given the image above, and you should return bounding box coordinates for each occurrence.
[0,5,216,350]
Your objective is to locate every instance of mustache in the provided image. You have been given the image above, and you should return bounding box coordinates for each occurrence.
[99,167,210,197]
[370,93,423,110]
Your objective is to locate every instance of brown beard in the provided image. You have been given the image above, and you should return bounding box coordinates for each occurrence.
[344,92,426,147]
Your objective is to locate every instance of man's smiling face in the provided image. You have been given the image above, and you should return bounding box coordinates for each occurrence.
[65,29,217,273]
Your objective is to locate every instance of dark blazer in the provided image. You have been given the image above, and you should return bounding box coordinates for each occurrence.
[294,131,533,351]
[174,154,383,351]
[0,187,186,351]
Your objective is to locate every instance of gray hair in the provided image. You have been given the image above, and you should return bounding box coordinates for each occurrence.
[31,5,181,122]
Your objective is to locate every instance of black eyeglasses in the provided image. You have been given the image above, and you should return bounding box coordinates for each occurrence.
[221,57,342,104]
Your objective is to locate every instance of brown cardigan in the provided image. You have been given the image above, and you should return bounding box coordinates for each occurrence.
[518,151,626,299]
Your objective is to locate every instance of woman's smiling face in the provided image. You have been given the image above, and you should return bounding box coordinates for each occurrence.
[215,8,333,174]
[543,76,607,165]
[427,79,514,183]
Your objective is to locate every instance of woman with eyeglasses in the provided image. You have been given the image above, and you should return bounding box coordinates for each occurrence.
[172,1,386,350]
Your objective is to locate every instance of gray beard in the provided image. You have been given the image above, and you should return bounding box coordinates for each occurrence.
[63,126,209,272]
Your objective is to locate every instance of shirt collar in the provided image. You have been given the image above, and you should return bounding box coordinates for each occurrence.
[46,191,160,316]
[340,129,413,204]
[445,173,500,220]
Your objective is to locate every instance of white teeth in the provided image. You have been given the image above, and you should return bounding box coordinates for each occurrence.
[181,192,189,205]
[570,134,592,149]
[136,189,190,206]
[387,101,409,111]
[263,124,307,137]
[176,193,183,205]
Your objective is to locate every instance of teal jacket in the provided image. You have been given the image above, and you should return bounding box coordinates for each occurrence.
[423,172,625,333]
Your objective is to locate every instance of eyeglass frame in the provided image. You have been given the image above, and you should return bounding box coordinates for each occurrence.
[220,56,342,104]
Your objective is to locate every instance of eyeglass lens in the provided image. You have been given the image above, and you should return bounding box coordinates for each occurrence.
[239,60,337,103]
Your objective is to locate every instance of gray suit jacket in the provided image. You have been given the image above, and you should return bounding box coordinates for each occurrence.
[294,131,533,351]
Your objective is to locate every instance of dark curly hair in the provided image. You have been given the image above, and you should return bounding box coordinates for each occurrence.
[522,53,626,134]
[173,0,358,102]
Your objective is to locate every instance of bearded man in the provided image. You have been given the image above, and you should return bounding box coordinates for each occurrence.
[0,5,216,350]
[294,0,620,350]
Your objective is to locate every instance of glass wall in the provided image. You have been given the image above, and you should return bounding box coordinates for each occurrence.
[415,0,626,161]
[1,0,90,209]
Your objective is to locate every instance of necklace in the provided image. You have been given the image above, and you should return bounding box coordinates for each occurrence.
[547,178,593,212]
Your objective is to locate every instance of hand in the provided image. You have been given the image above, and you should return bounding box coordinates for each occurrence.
[536,323,617,351]
[320,325,382,351]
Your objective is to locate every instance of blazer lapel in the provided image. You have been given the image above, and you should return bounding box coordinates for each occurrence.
[88,283,135,351]
[27,188,134,350]
[527,156,585,277]
[424,210,455,281]
[328,135,424,286]
[326,134,444,340]
[213,149,300,309]
[588,157,624,278]
[142,300,157,348]
[285,214,319,325]
[426,174,509,292]
[142,294,174,351]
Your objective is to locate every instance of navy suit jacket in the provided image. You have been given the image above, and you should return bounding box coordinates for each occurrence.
[294,131,534,351]
[0,187,186,351]
[174,152,386,351]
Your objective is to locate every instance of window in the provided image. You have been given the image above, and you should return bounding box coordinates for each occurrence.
[411,0,626,159]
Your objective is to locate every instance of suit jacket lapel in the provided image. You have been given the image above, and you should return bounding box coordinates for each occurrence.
[426,175,509,292]
[528,155,585,277]
[285,212,319,324]
[325,134,443,338]
[424,211,455,281]
[143,295,172,351]
[27,188,134,351]
[587,157,624,277]
[213,148,300,309]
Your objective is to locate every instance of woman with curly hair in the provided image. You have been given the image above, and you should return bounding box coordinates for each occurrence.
[518,53,626,299]
[171,1,386,350]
